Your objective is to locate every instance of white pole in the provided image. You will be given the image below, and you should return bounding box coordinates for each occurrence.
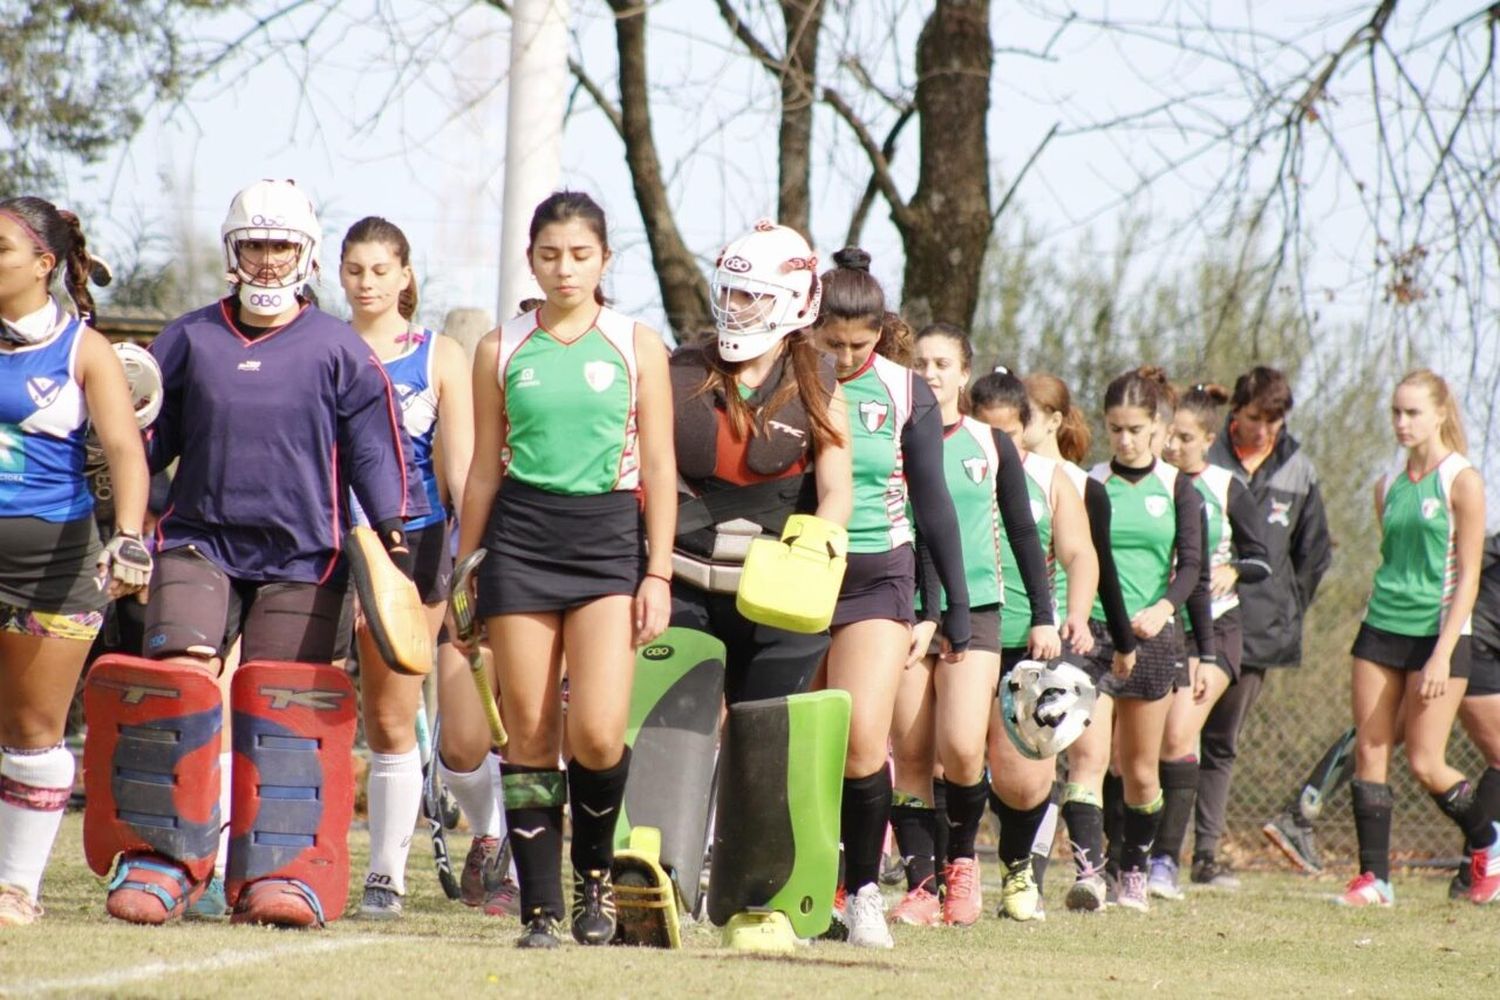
[498,0,571,321]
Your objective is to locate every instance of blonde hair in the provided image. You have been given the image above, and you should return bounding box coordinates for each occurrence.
[1398,368,1467,455]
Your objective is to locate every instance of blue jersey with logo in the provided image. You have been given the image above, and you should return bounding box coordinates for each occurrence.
[352,330,444,530]
[0,311,93,522]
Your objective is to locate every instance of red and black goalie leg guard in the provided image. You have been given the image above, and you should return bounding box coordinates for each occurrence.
[83,655,223,925]
[226,660,356,928]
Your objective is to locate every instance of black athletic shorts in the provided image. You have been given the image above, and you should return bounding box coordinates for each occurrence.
[0,514,105,614]
[144,545,350,662]
[1351,622,1472,679]
[671,582,829,705]
[832,546,916,628]
[1182,607,1244,685]
[477,478,644,617]
[1468,641,1500,697]
[1087,617,1184,701]
[408,521,453,605]
[926,605,999,657]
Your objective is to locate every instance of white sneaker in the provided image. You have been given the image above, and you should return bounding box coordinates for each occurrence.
[845,884,894,949]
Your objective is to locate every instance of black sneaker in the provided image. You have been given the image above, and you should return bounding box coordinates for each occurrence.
[517,911,563,949]
[1190,856,1241,890]
[1261,810,1323,874]
[571,869,617,946]
[1450,848,1474,901]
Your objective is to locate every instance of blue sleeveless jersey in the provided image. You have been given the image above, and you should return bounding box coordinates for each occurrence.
[0,314,93,522]
[353,330,444,531]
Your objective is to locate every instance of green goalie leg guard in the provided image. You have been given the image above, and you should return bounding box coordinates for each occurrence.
[614,628,726,915]
[707,689,850,940]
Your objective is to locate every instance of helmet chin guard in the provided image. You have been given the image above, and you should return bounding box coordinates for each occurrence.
[1000,658,1099,760]
[711,220,821,362]
[221,179,322,317]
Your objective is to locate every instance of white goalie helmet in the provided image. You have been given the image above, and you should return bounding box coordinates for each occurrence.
[710,220,821,362]
[113,342,163,429]
[221,179,321,318]
[1000,658,1099,760]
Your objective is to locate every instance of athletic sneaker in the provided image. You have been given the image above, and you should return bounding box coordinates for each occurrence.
[461,835,502,908]
[999,859,1041,922]
[1065,872,1108,912]
[1450,856,1473,901]
[571,869,617,945]
[359,885,403,920]
[517,913,563,949]
[1147,856,1185,901]
[1116,869,1149,912]
[845,884,894,949]
[1336,872,1394,907]
[942,858,982,926]
[1190,857,1242,890]
[0,884,40,927]
[888,877,941,926]
[1467,824,1500,904]
[186,875,228,920]
[1262,810,1323,874]
[483,876,521,918]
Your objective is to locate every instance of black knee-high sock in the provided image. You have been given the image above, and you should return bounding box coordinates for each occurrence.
[931,778,950,886]
[1153,757,1200,864]
[1475,767,1500,844]
[1352,780,1393,882]
[1031,781,1064,891]
[502,763,567,920]
[1103,772,1125,874]
[1431,778,1498,851]
[567,748,630,874]
[944,778,989,861]
[890,791,937,891]
[995,797,1050,868]
[1061,784,1105,876]
[1119,793,1164,873]
[841,769,893,893]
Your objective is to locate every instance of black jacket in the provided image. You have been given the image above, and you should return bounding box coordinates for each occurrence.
[1207,423,1332,668]
[1472,533,1500,658]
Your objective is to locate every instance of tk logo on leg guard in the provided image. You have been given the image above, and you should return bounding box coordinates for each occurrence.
[259,686,350,712]
[94,680,180,704]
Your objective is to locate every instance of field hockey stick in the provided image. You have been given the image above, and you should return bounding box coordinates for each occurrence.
[415,691,462,900]
[451,550,508,749]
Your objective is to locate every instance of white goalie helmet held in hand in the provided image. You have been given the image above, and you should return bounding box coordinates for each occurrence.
[112,342,162,429]
[710,220,822,362]
[221,179,322,318]
[1000,658,1099,760]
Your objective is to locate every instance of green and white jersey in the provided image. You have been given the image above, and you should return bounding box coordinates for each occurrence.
[925,417,1001,612]
[841,353,914,553]
[1054,459,1088,615]
[1364,452,1473,637]
[496,307,639,496]
[1193,464,1238,619]
[1090,461,1179,620]
[1000,452,1057,647]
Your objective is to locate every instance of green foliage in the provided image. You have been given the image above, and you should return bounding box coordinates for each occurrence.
[0,1,224,197]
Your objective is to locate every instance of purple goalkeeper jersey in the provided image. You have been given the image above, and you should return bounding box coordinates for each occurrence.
[147,299,427,583]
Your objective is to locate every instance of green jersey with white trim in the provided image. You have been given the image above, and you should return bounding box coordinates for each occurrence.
[497,307,639,496]
[841,353,914,553]
[1364,452,1473,637]
[1000,453,1056,646]
[1193,464,1239,619]
[1090,461,1179,620]
[922,417,1002,612]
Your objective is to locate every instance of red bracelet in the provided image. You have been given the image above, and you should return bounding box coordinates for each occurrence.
[644,572,672,585]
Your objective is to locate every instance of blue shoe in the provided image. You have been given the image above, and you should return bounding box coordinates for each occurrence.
[186,875,229,921]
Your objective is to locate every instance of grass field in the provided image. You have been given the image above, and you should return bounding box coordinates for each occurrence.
[0,814,1493,999]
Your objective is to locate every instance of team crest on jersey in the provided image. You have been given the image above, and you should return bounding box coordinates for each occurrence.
[1268,499,1291,526]
[858,399,889,433]
[1421,497,1442,520]
[1145,495,1170,518]
[962,457,988,484]
[25,376,60,409]
[396,384,417,410]
[583,360,616,393]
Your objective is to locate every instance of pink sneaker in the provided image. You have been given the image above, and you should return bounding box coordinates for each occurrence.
[888,877,941,926]
[941,858,982,926]
[1336,871,1394,907]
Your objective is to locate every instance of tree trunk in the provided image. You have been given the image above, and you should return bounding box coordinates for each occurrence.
[898,0,992,330]
[776,0,823,236]
[607,0,713,338]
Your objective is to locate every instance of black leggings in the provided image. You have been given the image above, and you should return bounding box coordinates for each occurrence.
[1193,665,1266,859]
[670,582,829,706]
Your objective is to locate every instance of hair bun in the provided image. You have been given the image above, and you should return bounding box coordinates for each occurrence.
[832,246,871,272]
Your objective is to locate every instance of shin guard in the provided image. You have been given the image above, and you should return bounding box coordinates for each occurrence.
[226,661,356,923]
[707,690,850,939]
[83,655,222,882]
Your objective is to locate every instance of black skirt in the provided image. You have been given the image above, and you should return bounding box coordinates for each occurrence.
[1351,622,1472,678]
[832,546,916,628]
[1087,617,1185,702]
[476,478,644,616]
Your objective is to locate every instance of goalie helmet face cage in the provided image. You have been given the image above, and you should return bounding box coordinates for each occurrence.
[710,221,820,362]
[220,179,322,293]
[1000,659,1098,760]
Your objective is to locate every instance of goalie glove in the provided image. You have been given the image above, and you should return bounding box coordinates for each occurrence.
[97,530,152,591]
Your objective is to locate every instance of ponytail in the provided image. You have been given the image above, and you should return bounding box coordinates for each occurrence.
[697,328,844,451]
[1397,369,1467,455]
[1177,381,1231,433]
[0,197,110,321]
[1024,372,1091,464]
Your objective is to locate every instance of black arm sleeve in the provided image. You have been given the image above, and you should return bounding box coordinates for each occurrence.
[1167,475,1213,660]
[1291,479,1334,609]
[1226,478,1272,585]
[902,380,970,650]
[1186,506,1214,659]
[915,535,941,624]
[1085,478,1136,653]
[992,431,1053,628]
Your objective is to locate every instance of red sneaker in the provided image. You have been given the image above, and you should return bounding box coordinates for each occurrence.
[1468,826,1500,904]
[1335,871,1393,908]
[941,858,982,926]
[888,877,941,926]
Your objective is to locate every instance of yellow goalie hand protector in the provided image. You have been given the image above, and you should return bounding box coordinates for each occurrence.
[735,514,847,634]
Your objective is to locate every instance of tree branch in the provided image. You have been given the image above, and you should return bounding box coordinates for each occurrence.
[823,85,915,232]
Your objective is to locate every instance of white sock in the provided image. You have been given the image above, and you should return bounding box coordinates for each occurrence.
[438,752,502,840]
[215,751,231,879]
[365,748,422,895]
[0,744,74,901]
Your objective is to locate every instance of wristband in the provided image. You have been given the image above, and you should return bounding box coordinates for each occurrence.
[644,572,672,585]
